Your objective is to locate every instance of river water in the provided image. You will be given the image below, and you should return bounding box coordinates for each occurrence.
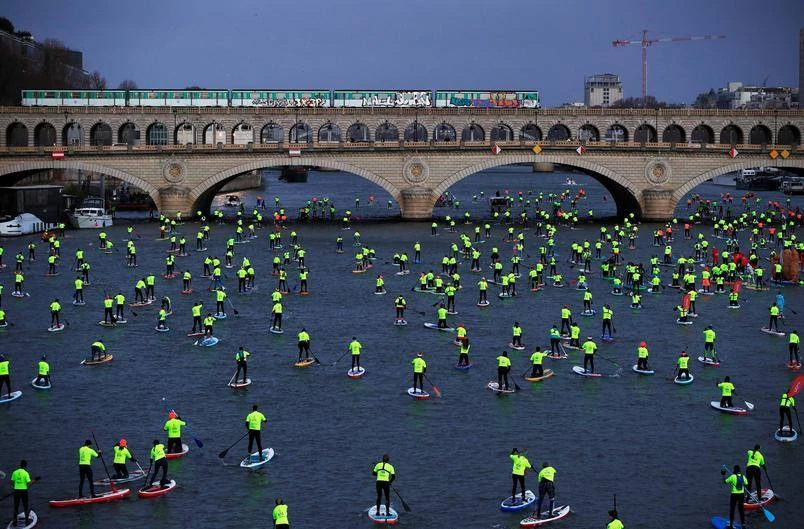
[1,167,803,529]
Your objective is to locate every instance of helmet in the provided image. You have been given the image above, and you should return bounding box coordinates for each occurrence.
[168,411,177,419]
[639,341,647,347]
[119,439,127,447]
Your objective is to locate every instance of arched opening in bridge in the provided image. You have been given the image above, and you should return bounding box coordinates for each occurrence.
[289,122,312,143]
[204,123,225,144]
[578,124,599,142]
[63,122,82,146]
[404,122,427,141]
[175,122,196,145]
[319,122,342,143]
[662,124,685,143]
[520,123,542,141]
[491,123,513,142]
[777,125,800,145]
[462,123,485,142]
[605,124,628,142]
[34,122,57,147]
[90,122,112,146]
[720,124,743,145]
[146,122,169,145]
[119,122,139,145]
[7,122,28,147]
[635,123,657,143]
[547,124,571,141]
[195,165,401,220]
[691,124,715,144]
[436,161,641,221]
[261,122,283,143]
[233,123,253,145]
[434,122,456,142]
[347,122,370,142]
[749,125,772,145]
[376,121,399,142]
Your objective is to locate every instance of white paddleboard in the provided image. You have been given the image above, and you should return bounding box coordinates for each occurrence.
[407,387,429,399]
[423,322,454,331]
[674,374,694,385]
[774,426,798,442]
[710,401,748,415]
[347,367,366,378]
[367,505,399,524]
[30,378,51,390]
[239,448,275,468]
[229,378,252,388]
[519,505,571,527]
[500,489,535,511]
[47,324,65,332]
[269,328,284,334]
[632,365,655,375]
[6,510,37,529]
[760,328,785,336]
[0,391,22,404]
[487,382,516,394]
[572,366,602,377]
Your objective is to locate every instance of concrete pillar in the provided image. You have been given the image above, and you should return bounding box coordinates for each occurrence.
[532,162,555,172]
[400,188,437,220]
[157,186,193,216]
[640,189,675,221]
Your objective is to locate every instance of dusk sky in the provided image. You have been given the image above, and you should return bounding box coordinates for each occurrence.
[4,0,802,106]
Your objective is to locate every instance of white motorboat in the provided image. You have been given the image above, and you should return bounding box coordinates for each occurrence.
[0,213,55,236]
[69,197,113,229]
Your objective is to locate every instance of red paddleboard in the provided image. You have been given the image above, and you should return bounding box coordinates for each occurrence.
[49,488,130,507]
[681,293,691,311]
[181,289,193,295]
[137,480,176,498]
[165,443,189,459]
[744,488,775,511]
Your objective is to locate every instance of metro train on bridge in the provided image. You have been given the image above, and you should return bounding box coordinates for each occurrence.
[21,89,541,109]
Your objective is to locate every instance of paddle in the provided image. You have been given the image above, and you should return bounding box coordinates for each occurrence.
[746,489,776,522]
[227,369,238,387]
[91,431,117,492]
[762,466,776,494]
[330,350,350,367]
[226,298,240,316]
[744,401,755,410]
[310,351,322,365]
[392,486,412,512]
[423,374,442,398]
[161,398,204,448]
[218,431,249,459]
[0,477,40,501]
[787,374,804,397]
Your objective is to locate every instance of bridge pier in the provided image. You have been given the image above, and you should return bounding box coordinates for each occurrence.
[157,186,194,216]
[399,188,437,220]
[640,190,676,221]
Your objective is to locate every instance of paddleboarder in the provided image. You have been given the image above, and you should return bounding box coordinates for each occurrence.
[512,322,524,348]
[509,448,531,504]
[497,351,512,390]
[112,439,136,479]
[90,340,107,362]
[606,509,624,529]
[0,354,10,399]
[412,352,427,394]
[235,347,250,384]
[535,462,556,519]
[703,325,717,362]
[779,391,796,437]
[530,348,546,378]
[767,302,781,332]
[394,295,407,321]
[78,439,100,498]
[372,454,395,519]
[10,460,33,527]
[349,337,362,373]
[297,328,311,361]
[273,498,290,529]
[789,329,800,367]
[191,301,203,333]
[34,355,50,387]
[720,465,746,529]
[148,439,169,487]
[164,412,186,454]
[601,305,613,339]
[582,336,597,373]
[49,298,61,329]
[717,377,736,408]
[245,404,268,461]
[745,444,765,500]
[677,351,691,380]
[636,341,649,371]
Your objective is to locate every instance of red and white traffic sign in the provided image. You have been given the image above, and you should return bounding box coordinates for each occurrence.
[491,144,501,155]
[728,147,739,158]
[576,146,586,155]
[51,150,65,159]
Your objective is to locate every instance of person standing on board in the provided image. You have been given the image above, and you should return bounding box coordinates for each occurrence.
[245,404,267,461]
[10,459,33,527]
[721,465,746,529]
[372,454,395,518]
[163,412,186,454]
[509,448,531,504]
[78,439,100,498]
[272,498,290,529]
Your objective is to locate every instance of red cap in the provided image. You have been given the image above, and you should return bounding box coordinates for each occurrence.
[119,439,127,447]
[169,411,177,419]
[640,341,647,347]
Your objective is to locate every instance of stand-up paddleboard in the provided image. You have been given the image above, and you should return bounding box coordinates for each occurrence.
[498,292,513,298]
[186,332,205,337]
[711,516,743,529]
[30,378,51,390]
[11,292,27,298]
[367,505,399,525]
[393,319,407,326]
[524,369,554,382]
[165,444,189,460]
[214,313,227,320]
[760,328,785,336]
[81,355,113,366]
[697,356,720,367]
[710,401,749,415]
[744,488,775,510]
[138,480,177,498]
[519,505,571,527]
[239,448,275,469]
[572,366,602,378]
[94,468,147,485]
[487,382,516,394]
[115,319,128,325]
[97,321,117,327]
[47,324,65,332]
[407,387,429,399]
[788,362,802,371]
[477,300,491,307]
[130,300,153,307]
[611,290,623,296]
[294,358,315,368]
[196,336,218,347]
[674,374,694,385]
[423,322,454,332]
[600,336,615,343]
[500,490,535,511]
[5,511,37,529]
[269,328,284,334]
[676,319,693,325]
[581,309,596,316]
[49,488,131,507]
[455,362,473,370]
[727,304,740,309]
[547,352,568,359]
[509,343,526,351]
[374,291,387,295]
[632,365,655,375]
[72,300,86,306]
[0,391,22,404]
[228,378,252,389]
[181,289,193,295]
[154,326,170,333]
[774,426,798,442]
[347,366,366,378]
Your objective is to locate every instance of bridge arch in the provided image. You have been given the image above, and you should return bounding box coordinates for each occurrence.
[63,122,83,146]
[6,122,28,147]
[189,157,402,213]
[347,122,370,142]
[0,160,159,204]
[432,154,641,218]
[146,122,169,145]
[547,123,571,141]
[691,124,715,144]
[605,124,628,142]
[662,124,685,143]
[578,124,600,142]
[777,124,800,145]
[749,124,772,145]
[674,158,804,204]
[376,121,399,142]
[461,122,485,142]
[34,121,57,146]
[404,122,427,141]
[490,123,513,142]
[634,123,657,143]
[90,122,112,146]
[520,123,542,141]
[719,124,743,145]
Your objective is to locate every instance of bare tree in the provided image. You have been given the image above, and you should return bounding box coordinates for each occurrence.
[85,71,107,90]
[117,79,138,90]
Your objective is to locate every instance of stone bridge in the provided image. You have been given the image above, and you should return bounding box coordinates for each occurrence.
[0,107,802,220]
